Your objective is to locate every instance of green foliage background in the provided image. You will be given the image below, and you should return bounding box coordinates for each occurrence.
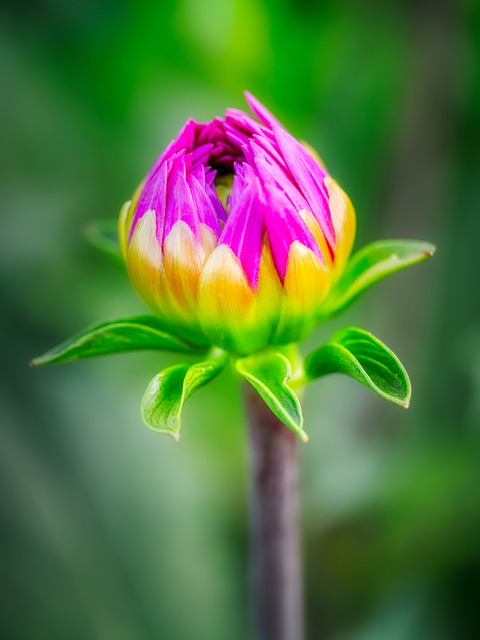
[1,1,479,638]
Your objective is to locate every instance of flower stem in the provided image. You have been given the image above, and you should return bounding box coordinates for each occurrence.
[244,384,304,640]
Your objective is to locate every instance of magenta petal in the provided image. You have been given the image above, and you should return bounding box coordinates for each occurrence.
[213,140,240,157]
[223,126,251,151]
[196,118,225,144]
[164,163,199,241]
[225,109,263,135]
[229,163,245,207]
[130,161,168,241]
[273,126,335,249]
[253,156,310,215]
[248,142,286,177]
[244,91,284,131]
[190,165,227,224]
[263,183,323,282]
[143,139,176,187]
[188,173,222,236]
[252,133,285,165]
[214,154,235,165]
[175,119,200,151]
[204,167,215,186]
[230,162,258,206]
[219,179,265,289]
[244,137,313,216]
[191,143,215,169]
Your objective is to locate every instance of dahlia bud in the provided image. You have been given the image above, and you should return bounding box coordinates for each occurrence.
[34,92,434,439]
[119,92,356,354]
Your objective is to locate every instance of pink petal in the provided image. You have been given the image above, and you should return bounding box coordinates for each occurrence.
[219,178,265,289]
[244,91,284,130]
[274,126,335,249]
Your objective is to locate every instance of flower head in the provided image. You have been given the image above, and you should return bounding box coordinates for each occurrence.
[119,92,355,353]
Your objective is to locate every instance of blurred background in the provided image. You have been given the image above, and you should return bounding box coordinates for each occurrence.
[1,0,480,638]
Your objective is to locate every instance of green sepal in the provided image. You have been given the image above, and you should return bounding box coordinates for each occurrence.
[304,327,411,408]
[85,218,122,259]
[31,315,203,366]
[236,351,307,441]
[141,350,228,439]
[318,239,436,319]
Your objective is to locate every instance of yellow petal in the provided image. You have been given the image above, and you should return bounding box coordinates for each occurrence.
[118,199,131,259]
[324,176,356,279]
[255,239,283,332]
[163,221,206,314]
[199,222,218,257]
[274,241,330,343]
[198,244,282,353]
[119,179,145,259]
[126,213,208,344]
[198,245,255,351]
[298,208,333,270]
[126,209,168,315]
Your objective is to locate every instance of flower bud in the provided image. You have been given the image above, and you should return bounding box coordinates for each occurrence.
[119,93,355,354]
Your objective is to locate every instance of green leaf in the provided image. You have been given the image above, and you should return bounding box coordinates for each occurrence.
[31,316,202,366]
[236,351,307,441]
[85,218,122,259]
[141,352,227,439]
[318,239,436,319]
[304,327,411,407]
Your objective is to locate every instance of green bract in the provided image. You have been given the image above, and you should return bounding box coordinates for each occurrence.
[31,315,202,365]
[236,351,306,441]
[317,239,436,319]
[141,351,227,440]
[304,327,411,408]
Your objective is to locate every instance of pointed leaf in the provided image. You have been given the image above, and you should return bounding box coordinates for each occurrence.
[236,352,307,441]
[304,327,411,407]
[85,218,122,259]
[141,353,227,439]
[318,239,436,319]
[31,316,202,366]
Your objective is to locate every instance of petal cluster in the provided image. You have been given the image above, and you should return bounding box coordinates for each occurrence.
[119,93,355,353]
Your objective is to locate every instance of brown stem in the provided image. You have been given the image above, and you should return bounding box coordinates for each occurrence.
[244,385,304,640]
